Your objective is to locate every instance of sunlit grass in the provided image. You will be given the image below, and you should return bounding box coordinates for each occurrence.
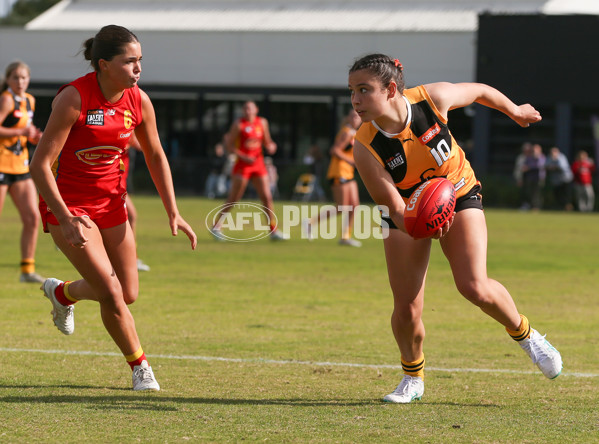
[1,196,597,442]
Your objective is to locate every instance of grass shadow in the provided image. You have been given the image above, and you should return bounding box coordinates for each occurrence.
[0,386,376,409]
[0,384,502,409]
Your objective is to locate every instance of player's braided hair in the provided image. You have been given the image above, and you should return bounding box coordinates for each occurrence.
[349,53,405,94]
[82,25,139,72]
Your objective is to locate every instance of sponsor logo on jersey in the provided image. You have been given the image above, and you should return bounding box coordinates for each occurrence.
[13,109,23,118]
[106,109,116,116]
[244,125,263,137]
[86,109,104,126]
[418,123,441,145]
[75,146,122,165]
[385,153,405,170]
[119,131,132,139]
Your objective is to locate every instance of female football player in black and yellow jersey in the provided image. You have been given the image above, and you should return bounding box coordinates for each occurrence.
[303,109,362,246]
[0,61,44,283]
[348,53,562,403]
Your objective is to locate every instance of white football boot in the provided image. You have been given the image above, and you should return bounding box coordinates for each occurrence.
[209,227,226,241]
[383,375,424,404]
[519,328,562,379]
[338,238,362,247]
[132,360,160,391]
[136,259,151,272]
[20,272,46,283]
[41,278,74,335]
[270,230,289,241]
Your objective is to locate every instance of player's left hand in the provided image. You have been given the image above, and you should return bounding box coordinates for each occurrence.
[170,214,198,250]
[432,212,455,239]
[513,104,542,128]
[265,142,277,155]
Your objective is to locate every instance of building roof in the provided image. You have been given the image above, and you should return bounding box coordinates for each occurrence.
[544,0,599,14]
[26,0,579,33]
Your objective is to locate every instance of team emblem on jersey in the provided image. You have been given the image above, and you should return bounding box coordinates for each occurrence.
[385,153,405,170]
[75,146,122,165]
[86,109,104,126]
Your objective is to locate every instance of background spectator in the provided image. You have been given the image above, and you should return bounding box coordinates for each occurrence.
[544,146,573,211]
[571,150,596,212]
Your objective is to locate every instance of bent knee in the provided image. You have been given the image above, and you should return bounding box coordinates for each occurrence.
[96,280,138,307]
[456,280,493,306]
[123,289,138,305]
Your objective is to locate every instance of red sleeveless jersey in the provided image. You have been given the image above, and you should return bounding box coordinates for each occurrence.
[46,72,142,205]
[237,117,265,158]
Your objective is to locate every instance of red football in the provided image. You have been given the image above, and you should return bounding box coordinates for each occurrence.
[403,178,456,239]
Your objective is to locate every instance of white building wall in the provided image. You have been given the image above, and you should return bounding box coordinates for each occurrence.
[0,28,475,89]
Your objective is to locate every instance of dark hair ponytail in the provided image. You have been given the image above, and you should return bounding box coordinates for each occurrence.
[83,25,139,71]
[349,53,405,94]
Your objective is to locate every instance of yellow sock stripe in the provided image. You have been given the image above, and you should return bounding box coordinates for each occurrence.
[125,347,144,362]
[63,281,79,303]
[506,314,531,342]
[20,258,35,273]
[401,355,425,377]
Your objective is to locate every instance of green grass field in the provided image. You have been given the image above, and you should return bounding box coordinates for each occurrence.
[1,195,598,443]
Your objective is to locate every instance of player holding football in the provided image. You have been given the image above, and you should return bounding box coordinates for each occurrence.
[210,100,287,241]
[348,53,562,403]
[30,25,197,391]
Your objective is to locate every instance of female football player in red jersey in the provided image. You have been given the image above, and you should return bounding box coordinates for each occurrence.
[348,53,562,403]
[210,100,287,241]
[303,109,362,247]
[0,60,45,283]
[30,25,197,391]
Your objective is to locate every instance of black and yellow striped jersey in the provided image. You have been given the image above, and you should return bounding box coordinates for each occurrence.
[355,85,479,201]
[0,89,34,174]
[327,125,356,181]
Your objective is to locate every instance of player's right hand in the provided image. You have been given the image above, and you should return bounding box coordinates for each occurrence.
[61,215,92,248]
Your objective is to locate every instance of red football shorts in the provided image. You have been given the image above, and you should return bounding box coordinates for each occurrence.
[40,194,128,232]
[232,157,267,179]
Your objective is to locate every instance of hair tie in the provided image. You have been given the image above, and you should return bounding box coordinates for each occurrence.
[394,58,403,70]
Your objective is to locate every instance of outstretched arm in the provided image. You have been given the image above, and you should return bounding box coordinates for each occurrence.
[425,82,542,128]
[134,90,197,250]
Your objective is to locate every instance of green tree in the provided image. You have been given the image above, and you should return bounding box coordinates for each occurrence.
[1,0,61,26]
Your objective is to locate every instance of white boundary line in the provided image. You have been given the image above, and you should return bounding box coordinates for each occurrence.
[1,347,596,378]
